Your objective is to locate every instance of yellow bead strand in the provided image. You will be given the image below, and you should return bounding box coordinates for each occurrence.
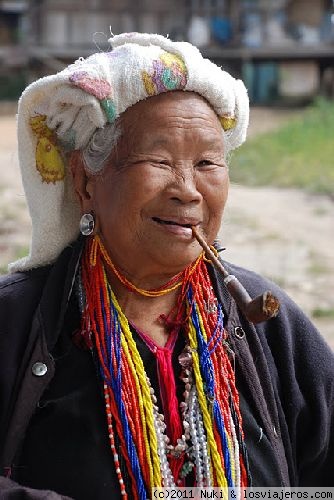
[109,287,162,486]
[188,312,228,487]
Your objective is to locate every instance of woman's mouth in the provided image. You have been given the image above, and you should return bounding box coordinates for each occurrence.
[152,217,199,238]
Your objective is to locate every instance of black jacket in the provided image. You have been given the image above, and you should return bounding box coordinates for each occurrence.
[1,238,334,497]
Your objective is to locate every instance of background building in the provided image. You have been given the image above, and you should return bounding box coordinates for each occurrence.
[1,0,334,102]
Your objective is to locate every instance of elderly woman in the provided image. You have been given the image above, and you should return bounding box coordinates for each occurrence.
[0,33,333,499]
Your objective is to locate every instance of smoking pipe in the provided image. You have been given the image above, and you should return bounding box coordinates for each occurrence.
[192,226,280,324]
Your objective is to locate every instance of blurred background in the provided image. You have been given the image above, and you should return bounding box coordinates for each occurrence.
[0,0,333,347]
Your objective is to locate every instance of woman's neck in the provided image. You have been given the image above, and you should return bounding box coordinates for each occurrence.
[106,268,182,348]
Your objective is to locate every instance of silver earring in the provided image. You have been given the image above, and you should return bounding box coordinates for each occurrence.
[80,213,95,236]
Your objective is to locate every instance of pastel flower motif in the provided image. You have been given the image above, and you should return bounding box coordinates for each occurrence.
[69,71,112,100]
[142,52,188,96]
[69,71,116,123]
[30,115,65,184]
[101,99,117,122]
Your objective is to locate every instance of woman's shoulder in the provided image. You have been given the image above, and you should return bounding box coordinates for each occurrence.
[0,238,82,305]
[0,268,53,346]
[217,259,333,363]
[224,259,334,389]
[0,267,50,302]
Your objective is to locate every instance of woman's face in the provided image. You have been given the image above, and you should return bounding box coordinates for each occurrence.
[84,91,229,279]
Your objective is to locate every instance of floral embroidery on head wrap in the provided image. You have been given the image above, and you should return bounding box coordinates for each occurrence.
[142,51,188,96]
[30,115,65,183]
[69,71,116,122]
[219,115,237,131]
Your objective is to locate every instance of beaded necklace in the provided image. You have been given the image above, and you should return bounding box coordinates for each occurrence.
[78,236,250,499]
[92,235,201,297]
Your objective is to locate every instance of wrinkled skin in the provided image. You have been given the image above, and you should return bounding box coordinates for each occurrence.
[73,91,229,288]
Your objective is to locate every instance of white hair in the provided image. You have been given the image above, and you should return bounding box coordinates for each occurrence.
[82,121,122,174]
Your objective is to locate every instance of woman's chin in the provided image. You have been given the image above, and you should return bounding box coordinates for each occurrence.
[148,246,203,275]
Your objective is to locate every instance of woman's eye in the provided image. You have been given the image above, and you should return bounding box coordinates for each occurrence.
[150,160,170,167]
[147,159,171,169]
[197,160,213,167]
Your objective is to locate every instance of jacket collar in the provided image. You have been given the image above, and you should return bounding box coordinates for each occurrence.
[38,236,84,352]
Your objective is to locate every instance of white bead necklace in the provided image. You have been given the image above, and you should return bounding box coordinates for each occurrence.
[146,346,213,487]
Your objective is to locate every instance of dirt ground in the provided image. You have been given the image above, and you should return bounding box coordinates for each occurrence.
[0,105,333,348]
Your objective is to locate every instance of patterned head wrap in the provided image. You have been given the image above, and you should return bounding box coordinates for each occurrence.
[10,32,249,272]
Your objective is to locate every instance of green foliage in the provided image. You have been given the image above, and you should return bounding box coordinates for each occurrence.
[230,99,334,195]
[312,307,334,319]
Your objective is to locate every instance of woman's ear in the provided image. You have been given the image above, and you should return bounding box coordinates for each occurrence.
[69,151,94,213]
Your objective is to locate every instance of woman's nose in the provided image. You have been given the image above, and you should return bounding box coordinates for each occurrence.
[167,165,202,204]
